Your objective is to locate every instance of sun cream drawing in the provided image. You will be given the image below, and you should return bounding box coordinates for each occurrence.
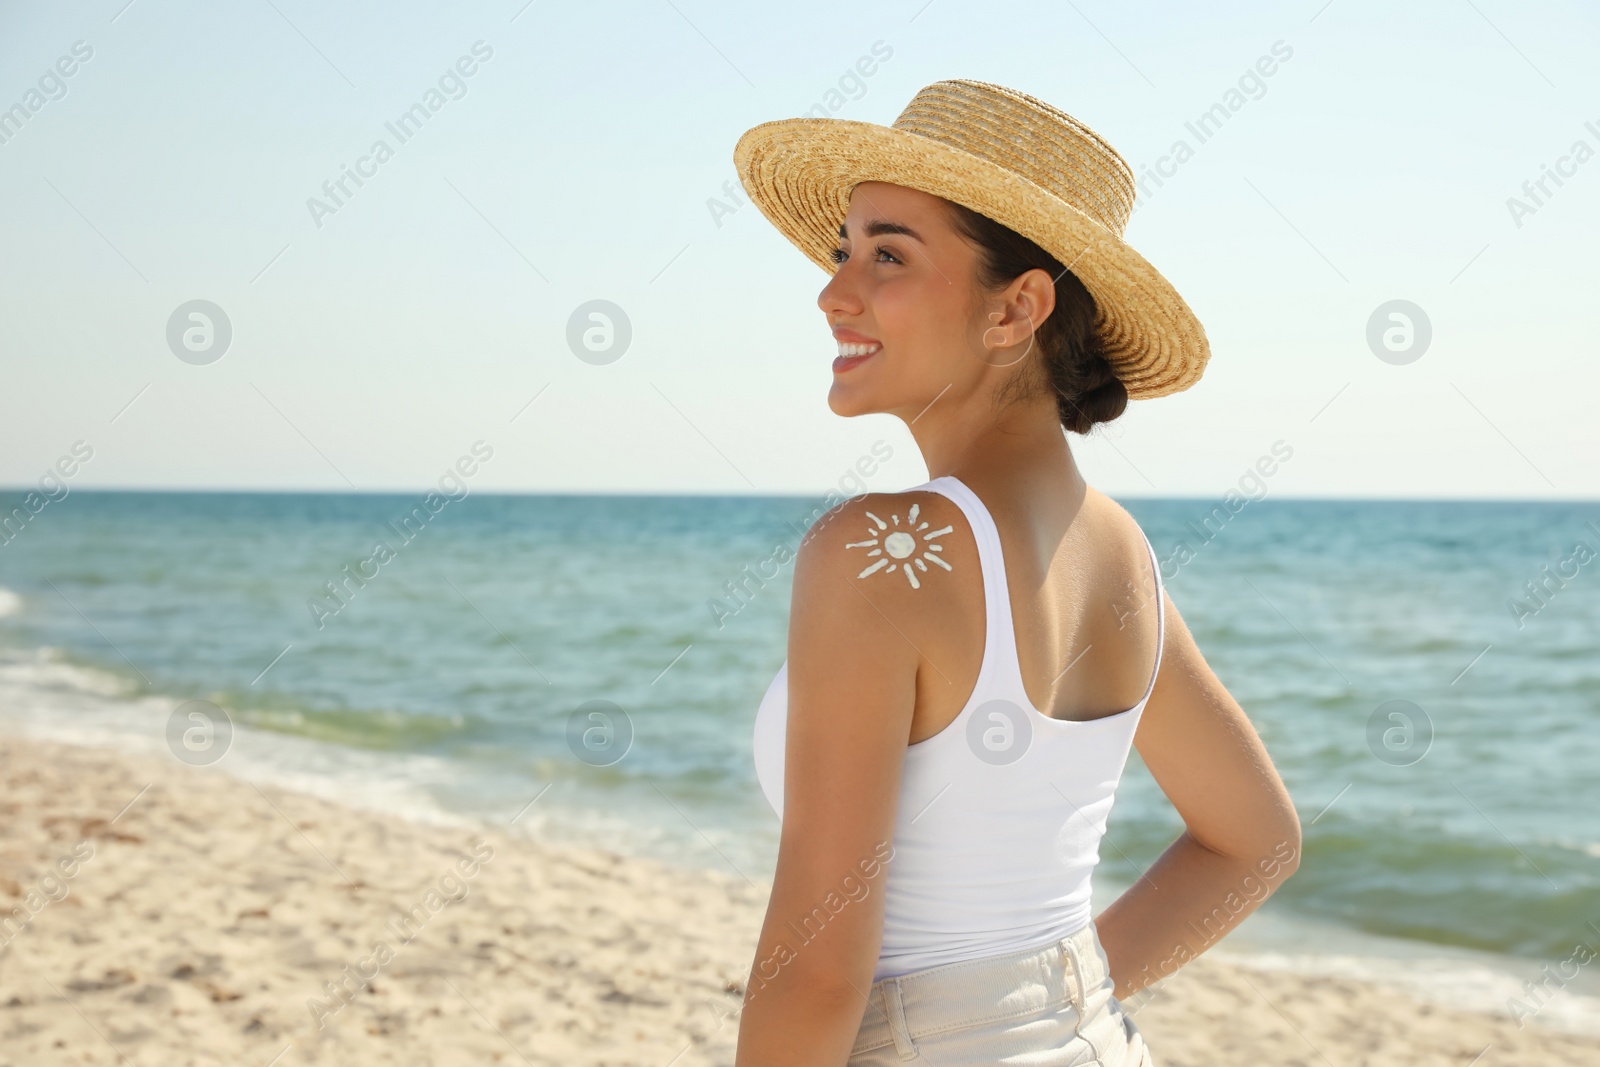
[845,503,955,589]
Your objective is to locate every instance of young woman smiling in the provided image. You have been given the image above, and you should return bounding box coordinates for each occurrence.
[733,80,1300,1066]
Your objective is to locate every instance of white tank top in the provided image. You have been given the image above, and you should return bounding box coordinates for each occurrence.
[752,474,1165,982]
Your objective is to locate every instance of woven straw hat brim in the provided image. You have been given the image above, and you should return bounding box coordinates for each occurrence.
[733,117,1209,400]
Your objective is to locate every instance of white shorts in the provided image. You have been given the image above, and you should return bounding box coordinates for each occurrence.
[849,921,1155,1065]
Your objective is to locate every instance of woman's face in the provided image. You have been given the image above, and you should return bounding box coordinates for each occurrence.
[818,181,993,420]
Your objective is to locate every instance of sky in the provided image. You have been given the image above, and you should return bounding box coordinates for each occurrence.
[1,0,1596,500]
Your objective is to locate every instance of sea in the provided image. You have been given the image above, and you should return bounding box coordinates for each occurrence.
[1,487,1597,1033]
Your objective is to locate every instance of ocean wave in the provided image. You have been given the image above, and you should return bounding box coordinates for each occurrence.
[0,640,755,876]
[0,586,22,618]
[1213,948,1600,1037]
[0,644,138,697]
[0,643,470,832]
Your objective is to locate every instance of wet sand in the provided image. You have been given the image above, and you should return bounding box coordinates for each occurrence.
[1,735,1595,1066]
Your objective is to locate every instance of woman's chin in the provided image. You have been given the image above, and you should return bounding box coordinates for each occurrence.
[826,386,877,418]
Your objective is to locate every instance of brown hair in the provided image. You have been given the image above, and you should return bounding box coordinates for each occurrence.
[943,201,1128,435]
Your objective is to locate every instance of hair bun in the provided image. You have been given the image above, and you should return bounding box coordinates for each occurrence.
[1055,347,1128,435]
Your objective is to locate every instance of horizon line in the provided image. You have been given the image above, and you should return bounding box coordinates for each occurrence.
[1,485,1595,506]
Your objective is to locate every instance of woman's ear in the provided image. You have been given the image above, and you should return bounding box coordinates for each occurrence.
[1016,266,1058,332]
[979,299,1041,369]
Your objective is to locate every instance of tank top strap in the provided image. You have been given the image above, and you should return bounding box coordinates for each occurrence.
[910,475,1166,711]
[911,475,1018,694]
[1134,524,1166,706]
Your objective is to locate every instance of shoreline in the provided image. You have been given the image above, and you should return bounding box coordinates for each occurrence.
[9,641,1600,1040]
[2,734,1598,1065]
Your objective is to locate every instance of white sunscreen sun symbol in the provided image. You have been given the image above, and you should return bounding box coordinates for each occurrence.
[845,503,955,589]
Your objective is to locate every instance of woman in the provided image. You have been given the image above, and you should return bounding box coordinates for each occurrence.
[733,80,1301,1066]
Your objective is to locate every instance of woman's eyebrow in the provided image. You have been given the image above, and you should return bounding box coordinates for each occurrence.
[838,219,925,243]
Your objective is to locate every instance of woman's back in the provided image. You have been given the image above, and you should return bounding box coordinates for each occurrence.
[753,472,1165,981]
[903,472,1164,742]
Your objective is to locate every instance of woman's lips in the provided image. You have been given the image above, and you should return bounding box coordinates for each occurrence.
[833,347,879,374]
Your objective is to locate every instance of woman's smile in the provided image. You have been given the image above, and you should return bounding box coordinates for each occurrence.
[832,327,882,374]
[833,345,880,373]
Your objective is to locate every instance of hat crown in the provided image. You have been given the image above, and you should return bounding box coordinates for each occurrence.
[890,79,1136,237]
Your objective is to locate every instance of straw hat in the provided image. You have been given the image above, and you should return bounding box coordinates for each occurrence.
[732,79,1209,399]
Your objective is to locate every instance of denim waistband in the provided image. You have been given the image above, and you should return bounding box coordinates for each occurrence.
[850,922,1106,1059]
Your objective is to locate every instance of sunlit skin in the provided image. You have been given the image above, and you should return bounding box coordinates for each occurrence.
[821,181,1052,415]
[733,180,1301,1067]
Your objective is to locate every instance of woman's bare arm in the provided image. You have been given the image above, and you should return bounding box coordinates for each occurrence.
[734,493,935,1067]
[1093,586,1303,1001]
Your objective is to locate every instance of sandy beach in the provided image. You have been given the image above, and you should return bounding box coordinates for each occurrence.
[1,734,1595,1067]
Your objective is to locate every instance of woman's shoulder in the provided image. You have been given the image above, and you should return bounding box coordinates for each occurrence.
[1080,486,1158,574]
[797,486,978,571]
[786,489,984,711]
[790,487,983,622]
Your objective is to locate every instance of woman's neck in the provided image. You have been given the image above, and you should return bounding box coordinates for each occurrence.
[909,393,1081,495]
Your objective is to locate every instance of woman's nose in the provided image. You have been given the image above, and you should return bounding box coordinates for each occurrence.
[818,266,862,318]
